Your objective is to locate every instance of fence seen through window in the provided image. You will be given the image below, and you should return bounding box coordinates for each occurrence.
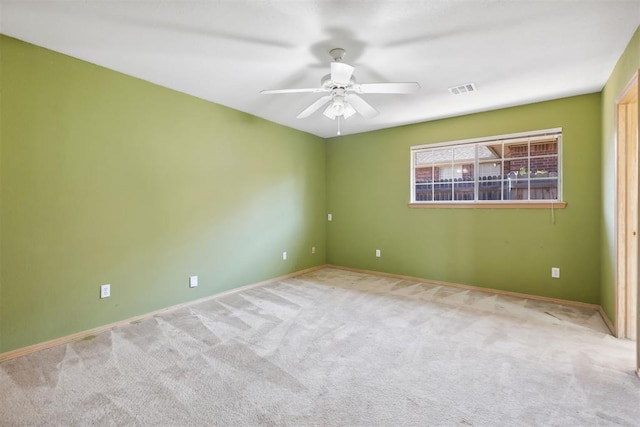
[411,129,562,203]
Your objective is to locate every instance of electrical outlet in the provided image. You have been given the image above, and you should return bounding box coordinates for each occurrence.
[312,246,316,254]
[283,251,287,260]
[551,267,560,279]
[328,213,332,221]
[189,276,198,288]
[100,284,111,299]
[375,249,381,258]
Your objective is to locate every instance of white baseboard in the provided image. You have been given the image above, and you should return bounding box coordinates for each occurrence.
[0,263,617,363]
[327,264,615,334]
[0,264,328,363]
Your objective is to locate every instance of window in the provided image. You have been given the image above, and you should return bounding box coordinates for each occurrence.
[410,129,563,206]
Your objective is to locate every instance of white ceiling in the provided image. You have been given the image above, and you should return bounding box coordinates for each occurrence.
[1,1,639,138]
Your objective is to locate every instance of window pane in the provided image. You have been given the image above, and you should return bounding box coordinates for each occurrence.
[454,179,474,200]
[507,177,530,200]
[415,182,433,201]
[415,159,433,201]
[438,166,459,180]
[433,180,453,200]
[478,161,502,178]
[531,139,558,156]
[454,146,475,162]
[414,151,430,167]
[530,177,558,200]
[416,148,453,165]
[415,166,432,183]
[530,148,558,176]
[504,140,530,180]
[479,143,502,160]
[453,162,474,200]
[503,173,518,200]
[479,176,503,200]
[410,130,561,204]
[505,140,529,159]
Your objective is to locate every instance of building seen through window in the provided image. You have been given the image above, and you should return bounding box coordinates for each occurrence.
[411,130,561,203]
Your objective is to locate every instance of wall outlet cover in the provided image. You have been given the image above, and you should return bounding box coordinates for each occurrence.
[189,276,198,288]
[100,284,111,299]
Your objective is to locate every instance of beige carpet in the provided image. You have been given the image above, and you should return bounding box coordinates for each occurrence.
[1,267,638,426]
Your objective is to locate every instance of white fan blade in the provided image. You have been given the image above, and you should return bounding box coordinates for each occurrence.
[353,82,420,94]
[331,62,355,85]
[346,94,378,118]
[297,95,332,119]
[261,88,326,94]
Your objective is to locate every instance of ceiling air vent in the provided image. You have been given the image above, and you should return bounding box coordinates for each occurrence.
[448,83,477,95]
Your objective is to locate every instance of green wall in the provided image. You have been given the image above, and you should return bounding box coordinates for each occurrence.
[0,36,326,353]
[600,27,640,322]
[326,94,602,304]
[2,26,638,355]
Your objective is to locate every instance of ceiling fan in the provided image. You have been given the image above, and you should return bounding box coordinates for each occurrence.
[260,48,420,135]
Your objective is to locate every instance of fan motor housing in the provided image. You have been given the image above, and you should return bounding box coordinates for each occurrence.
[321,74,355,90]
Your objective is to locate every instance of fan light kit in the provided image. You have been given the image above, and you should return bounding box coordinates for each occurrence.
[261,48,420,135]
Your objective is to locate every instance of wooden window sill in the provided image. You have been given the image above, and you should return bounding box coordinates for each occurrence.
[408,202,567,209]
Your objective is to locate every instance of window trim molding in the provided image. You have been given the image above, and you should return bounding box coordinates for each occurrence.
[408,201,567,209]
[410,127,563,206]
[411,127,563,150]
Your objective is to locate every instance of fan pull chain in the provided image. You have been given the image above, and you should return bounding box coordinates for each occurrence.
[337,116,342,135]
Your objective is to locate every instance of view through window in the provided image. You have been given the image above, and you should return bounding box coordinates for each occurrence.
[411,129,562,203]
